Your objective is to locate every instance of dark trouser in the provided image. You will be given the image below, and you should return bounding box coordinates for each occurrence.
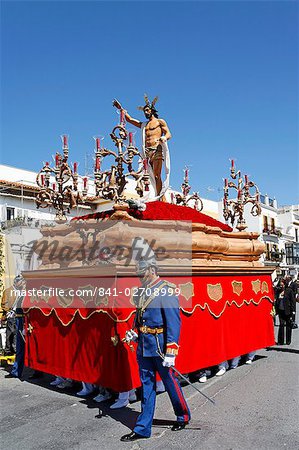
[134,354,190,437]
[278,312,293,344]
[11,316,25,378]
[5,317,16,354]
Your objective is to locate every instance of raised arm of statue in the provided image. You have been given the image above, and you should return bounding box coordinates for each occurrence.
[113,99,142,129]
[159,119,172,141]
[124,111,142,129]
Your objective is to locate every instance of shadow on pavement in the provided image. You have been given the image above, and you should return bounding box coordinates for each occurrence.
[82,393,194,433]
[85,398,139,431]
[266,347,299,354]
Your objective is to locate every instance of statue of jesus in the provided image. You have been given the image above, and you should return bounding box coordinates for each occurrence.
[113,95,171,198]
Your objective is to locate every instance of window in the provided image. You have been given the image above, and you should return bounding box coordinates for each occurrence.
[263,216,268,232]
[295,228,298,243]
[6,207,15,221]
[271,218,275,232]
[285,243,299,265]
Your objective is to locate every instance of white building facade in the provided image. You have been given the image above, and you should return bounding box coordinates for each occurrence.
[219,193,299,278]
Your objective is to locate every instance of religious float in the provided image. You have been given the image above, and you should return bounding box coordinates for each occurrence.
[22,96,275,391]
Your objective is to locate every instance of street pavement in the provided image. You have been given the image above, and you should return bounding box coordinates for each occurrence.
[1,325,298,450]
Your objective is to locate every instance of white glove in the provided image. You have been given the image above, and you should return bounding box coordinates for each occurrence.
[162,355,176,367]
[160,136,167,142]
[124,329,138,343]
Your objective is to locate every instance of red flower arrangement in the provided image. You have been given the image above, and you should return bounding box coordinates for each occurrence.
[73,201,232,232]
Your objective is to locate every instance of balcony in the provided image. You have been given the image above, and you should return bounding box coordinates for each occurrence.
[0,217,43,231]
[262,228,282,237]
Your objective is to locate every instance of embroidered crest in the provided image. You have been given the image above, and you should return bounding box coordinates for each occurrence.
[94,293,109,307]
[207,283,223,302]
[57,288,74,308]
[232,281,243,296]
[179,282,194,302]
[77,284,95,305]
[39,285,52,303]
[261,281,269,293]
[251,280,261,294]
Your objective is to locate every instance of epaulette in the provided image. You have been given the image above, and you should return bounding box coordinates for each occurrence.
[163,281,177,290]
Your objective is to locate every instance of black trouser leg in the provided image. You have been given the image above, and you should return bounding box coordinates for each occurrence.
[278,314,285,344]
[5,317,16,354]
[286,317,293,344]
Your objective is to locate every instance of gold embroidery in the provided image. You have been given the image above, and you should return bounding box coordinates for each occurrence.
[166,347,179,356]
[181,296,273,318]
[39,286,52,303]
[94,293,109,307]
[261,281,269,293]
[140,281,169,312]
[251,280,261,294]
[30,294,40,304]
[77,284,95,305]
[207,283,223,302]
[23,306,136,326]
[232,281,243,296]
[179,282,194,302]
[57,288,74,308]
[24,296,274,324]
[111,335,119,346]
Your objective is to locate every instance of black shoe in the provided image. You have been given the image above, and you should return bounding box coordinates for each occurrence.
[4,373,17,379]
[171,421,189,431]
[120,432,147,442]
[286,342,291,345]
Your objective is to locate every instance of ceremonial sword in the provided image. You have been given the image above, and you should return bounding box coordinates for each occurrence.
[156,349,216,405]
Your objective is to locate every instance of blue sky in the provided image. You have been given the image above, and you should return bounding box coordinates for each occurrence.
[1,1,298,205]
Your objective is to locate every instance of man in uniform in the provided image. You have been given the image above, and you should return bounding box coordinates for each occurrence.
[113,95,171,197]
[120,257,190,442]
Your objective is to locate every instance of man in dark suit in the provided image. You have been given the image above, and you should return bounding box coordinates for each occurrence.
[277,277,296,345]
[290,276,298,328]
[120,258,190,442]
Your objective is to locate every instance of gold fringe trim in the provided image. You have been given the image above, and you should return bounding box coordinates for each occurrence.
[23,296,274,326]
[180,296,274,319]
[23,306,136,327]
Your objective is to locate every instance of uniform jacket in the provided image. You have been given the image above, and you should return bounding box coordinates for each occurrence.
[283,286,296,316]
[134,278,181,357]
